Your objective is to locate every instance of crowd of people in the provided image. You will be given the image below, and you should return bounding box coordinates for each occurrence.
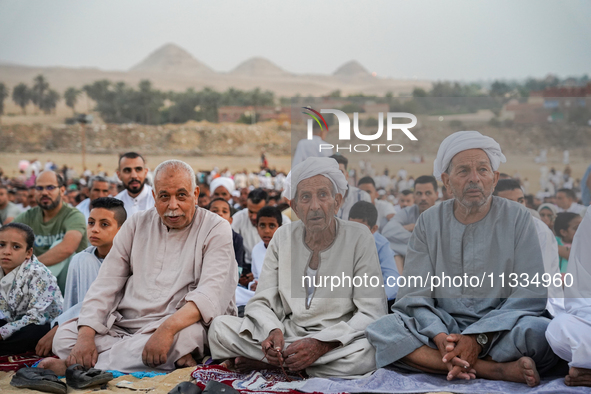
[1,130,591,391]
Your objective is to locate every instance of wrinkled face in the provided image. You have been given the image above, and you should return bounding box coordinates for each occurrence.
[539,208,554,229]
[560,216,582,244]
[0,188,8,206]
[247,199,266,227]
[257,217,279,247]
[555,191,573,210]
[358,183,377,204]
[442,149,499,210]
[497,188,525,206]
[209,199,232,223]
[117,157,148,195]
[212,186,231,202]
[398,193,414,208]
[153,169,198,229]
[35,172,64,211]
[87,208,120,249]
[89,181,110,201]
[292,175,342,234]
[414,183,438,214]
[0,228,33,275]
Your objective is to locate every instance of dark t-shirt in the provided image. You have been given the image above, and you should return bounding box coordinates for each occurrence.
[14,204,88,257]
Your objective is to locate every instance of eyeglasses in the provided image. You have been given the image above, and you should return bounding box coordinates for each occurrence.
[35,185,59,192]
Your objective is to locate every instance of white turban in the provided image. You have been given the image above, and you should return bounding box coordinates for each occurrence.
[283,157,348,200]
[433,131,506,181]
[209,177,235,196]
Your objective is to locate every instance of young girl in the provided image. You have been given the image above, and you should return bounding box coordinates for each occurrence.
[0,223,63,355]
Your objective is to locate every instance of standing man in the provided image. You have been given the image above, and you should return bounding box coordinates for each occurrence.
[76,176,111,222]
[13,171,88,292]
[115,152,155,217]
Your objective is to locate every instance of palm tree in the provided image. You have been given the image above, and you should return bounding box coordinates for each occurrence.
[41,89,60,114]
[12,83,30,114]
[64,87,81,115]
[31,74,49,111]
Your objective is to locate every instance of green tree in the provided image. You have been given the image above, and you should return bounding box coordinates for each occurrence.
[0,83,8,118]
[12,83,30,114]
[31,74,49,110]
[40,89,60,114]
[489,81,511,98]
[412,87,428,98]
[64,87,81,115]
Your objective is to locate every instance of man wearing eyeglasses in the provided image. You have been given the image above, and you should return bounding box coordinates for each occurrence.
[115,152,155,217]
[13,170,88,293]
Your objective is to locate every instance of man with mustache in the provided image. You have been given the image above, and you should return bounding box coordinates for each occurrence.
[210,157,387,378]
[367,131,558,387]
[114,152,155,217]
[49,160,238,373]
[13,171,88,292]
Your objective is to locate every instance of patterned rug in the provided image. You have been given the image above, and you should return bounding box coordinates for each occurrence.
[0,352,47,372]
[191,364,331,394]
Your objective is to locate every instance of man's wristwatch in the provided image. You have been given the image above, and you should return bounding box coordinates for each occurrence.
[476,333,489,353]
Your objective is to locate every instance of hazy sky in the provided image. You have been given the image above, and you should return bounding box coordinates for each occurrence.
[1,0,590,81]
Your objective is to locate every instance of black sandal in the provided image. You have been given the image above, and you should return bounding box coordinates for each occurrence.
[168,381,203,394]
[65,363,114,389]
[10,367,67,394]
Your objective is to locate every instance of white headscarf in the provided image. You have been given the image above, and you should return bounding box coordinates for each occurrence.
[433,131,506,181]
[209,177,235,196]
[283,157,348,200]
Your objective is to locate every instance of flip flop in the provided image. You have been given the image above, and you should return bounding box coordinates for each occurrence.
[10,367,67,394]
[66,363,114,389]
[168,381,203,394]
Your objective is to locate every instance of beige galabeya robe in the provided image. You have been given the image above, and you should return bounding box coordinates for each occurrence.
[209,218,387,378]
[53,207,238,372]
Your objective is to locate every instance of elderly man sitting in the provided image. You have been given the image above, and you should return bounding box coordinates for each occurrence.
[366,131,558,387]
[209,157,387,378]
[42,160,238,374]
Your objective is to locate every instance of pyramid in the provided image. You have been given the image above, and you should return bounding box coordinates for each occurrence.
[333,60,370,77]
[230,57,290,77]
[130,43,214,75]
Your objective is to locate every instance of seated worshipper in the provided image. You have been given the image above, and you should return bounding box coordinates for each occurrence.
[330,154,371,220]
[0,185,23,225]
[381,175,438,269]
[537,203,557,233]
[114,152,155,217]
[232,188,290,266]
[250,206,283,291]
[35,197,127,357]
[209,157,387,378]
[366,131,558,387]
[348,201,399,311]
[493,179,564,317]
[394,189,414,213]
[555,188,586,215]
[546,205,591,387]
[209,177,236,215]
[75,176,111,222]
[554,212,582,275]
[357,177,396,232]
[13,171,88,293]
[0,223,63,355]
[43,160,238,375]
[198,191,210,208]
[208,198,247,282]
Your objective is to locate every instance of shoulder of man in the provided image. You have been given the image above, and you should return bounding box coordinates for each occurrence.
[12,206,39,225]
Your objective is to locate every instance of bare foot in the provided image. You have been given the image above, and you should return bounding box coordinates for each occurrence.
[37,357,67,376]
[565,367,591,387]
[498,357,540,387]
[175,354,197,368]
[234,356,278,373]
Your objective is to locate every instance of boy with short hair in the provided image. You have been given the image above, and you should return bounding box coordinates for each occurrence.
[249,206,283,292]
[35,197,127,356]
[349,201,400,311]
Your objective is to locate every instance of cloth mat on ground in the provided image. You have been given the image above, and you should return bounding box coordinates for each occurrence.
[0,352,46,372]
[300,367,590,394]
[191,365,331,394]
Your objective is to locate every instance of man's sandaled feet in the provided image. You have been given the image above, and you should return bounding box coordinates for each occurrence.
[168,381,203,394]
[10,367,67,394]
[66,363,114,389]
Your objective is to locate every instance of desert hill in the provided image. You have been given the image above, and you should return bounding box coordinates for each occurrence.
[230,57,290,77]
[130,43,214,75]
[333,60,370,77]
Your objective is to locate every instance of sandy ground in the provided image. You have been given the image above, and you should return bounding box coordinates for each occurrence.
[1,152,588,195]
